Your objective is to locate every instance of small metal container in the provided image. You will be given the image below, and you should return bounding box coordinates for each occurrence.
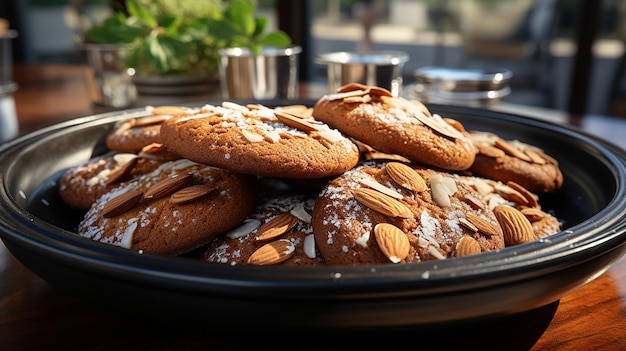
[315,51,409,97]
[0,30,18,142]
[219,46,302,100]
[411,66,512,106]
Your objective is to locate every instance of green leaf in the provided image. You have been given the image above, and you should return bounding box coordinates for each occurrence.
[257,31,293,47]
[253,17,267,38]
[224,0,256,36]
[126,0,157,28]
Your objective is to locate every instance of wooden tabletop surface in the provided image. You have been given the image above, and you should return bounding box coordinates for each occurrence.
[2,64,626,350]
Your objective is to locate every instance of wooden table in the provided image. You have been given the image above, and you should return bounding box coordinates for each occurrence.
[2,64,626,350]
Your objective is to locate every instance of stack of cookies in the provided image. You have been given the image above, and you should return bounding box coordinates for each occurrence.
[58,83,564,266]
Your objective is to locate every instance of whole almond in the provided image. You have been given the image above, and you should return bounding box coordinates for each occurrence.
[105,156,139,185]
[144,173,193,200]
[493,205,537,246]
[456,236,482,257]
[247,239,296,265]
[102,190,143,218]
[170,184,213,205]
[255,212,299,242]
[374,223,410,263]
[352,188,413,218]
[385,162,427,192]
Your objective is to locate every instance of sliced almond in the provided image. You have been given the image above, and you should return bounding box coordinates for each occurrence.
[247,239,296,265]
[461,193,485,210]
[459,217,478,232]
[374,223,410,263]
[139,143,167,154]
[367,86,393,97]
[170,184,213,205]
[494,183,529,206]
[385,162,427,192]
[466,213,502,237]
[456,236,482,257]
[352,188,413,218]
[344,95,372,104]
[255,212,299,242]
[475,142,506,158]
[222,101,249,113]
[274,110,320,133]
[494,138,533,162]
[102,190,143,218]
[493,205,537,246]
[520,207,547,222]
[105,156,138,185]
[241,129,265,143]
[359,177,404,200]
[225,219,262,239]
[408,99,432,117]
[413,112,464,140]
[133,115,170,128]
[246,103,271,111]
[506,181,539,208]
[430,174,456,208]
[152,105,191,115]
[523,148,547,165]
[144,173,193,200]
[325,89,368,101]
[444,118,465,133]
[337,83,368,92]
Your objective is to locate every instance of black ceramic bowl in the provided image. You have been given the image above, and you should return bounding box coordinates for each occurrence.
[1,102,626,329]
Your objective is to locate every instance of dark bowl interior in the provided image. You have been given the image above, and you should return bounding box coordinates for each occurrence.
[1,101,626,329]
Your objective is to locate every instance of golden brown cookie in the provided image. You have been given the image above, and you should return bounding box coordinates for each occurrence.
[106,105,198,153]
[311,160,506,265]
[467,131,564,193]
[58,143,181,209]
[78,159,258,256]
[203,194,324,266]
[311,84,477,171]
[160,102,360,179]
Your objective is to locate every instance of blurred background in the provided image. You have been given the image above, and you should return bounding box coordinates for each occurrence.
[1,0,624,117]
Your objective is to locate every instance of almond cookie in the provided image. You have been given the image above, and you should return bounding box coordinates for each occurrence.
[467,131,563,193]
[203,194,324,266]
[58,143,181,209]
[78,159,258,256]
[311,84,477,171]
[106,105,198,153]
[311,160,506,265]
[160,102,360,179]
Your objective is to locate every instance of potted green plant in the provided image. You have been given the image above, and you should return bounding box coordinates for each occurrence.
[83,0,293,94]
